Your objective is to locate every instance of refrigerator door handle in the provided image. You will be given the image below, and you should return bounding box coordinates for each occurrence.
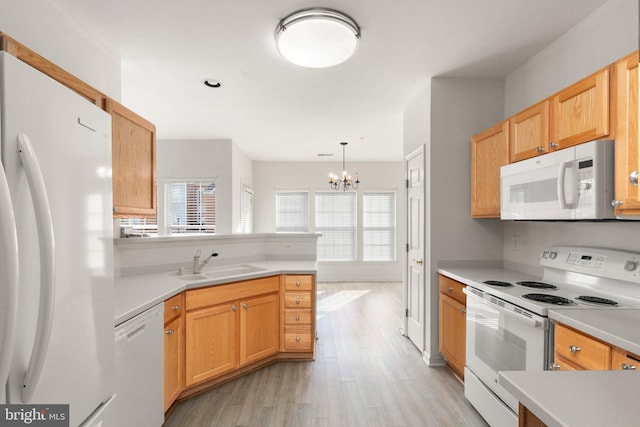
[0,160,19,399]
[17,133,56,403]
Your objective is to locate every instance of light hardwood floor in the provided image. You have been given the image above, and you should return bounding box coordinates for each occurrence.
[164,282,488,426]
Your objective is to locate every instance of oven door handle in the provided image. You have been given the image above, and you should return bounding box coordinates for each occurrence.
[463,288,543,328]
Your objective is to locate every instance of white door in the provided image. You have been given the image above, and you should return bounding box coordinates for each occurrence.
[405,147,425,351]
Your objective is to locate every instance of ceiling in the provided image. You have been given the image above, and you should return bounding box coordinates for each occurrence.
[51,0,610,162]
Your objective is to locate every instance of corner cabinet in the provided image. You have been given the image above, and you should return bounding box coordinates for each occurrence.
[613,51,640,215]
[439,275,466,380]
[471,121,509,218]
[164,293,185,412]
[104,98,157,218]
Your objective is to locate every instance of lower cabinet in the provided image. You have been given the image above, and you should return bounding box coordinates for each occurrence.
[439,275,466,379]
[164,293,185,412]
[239,293,280,366]
[281,275,315,353]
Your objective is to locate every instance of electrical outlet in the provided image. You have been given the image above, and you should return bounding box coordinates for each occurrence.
[512,235,520,251]
[282,243,293,250]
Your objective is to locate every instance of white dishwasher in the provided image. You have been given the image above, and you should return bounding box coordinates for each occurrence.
[113,303,164,427]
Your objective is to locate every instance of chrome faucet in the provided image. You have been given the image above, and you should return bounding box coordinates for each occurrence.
[193,249,219,274]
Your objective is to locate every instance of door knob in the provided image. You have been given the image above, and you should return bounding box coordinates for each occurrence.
[414,258,423,265]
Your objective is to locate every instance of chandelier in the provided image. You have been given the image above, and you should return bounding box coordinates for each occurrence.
[328,142,360,191]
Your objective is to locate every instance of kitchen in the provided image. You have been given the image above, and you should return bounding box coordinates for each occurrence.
[0,0,639,426]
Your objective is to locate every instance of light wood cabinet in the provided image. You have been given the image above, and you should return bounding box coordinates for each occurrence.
[184,276,280,387]
[471,120,509,218]
[519,403,548,427]
[164,293,184,412]
[185,302,238,386]
[104,98,157,218]
[439,275,466,379]
[281,275,315,353]
[510,100,551,162]
[613,51,640,216]
[552,66,612,150]
[239,293,279,366]
[612,346,640,371]
[553,323,611,370]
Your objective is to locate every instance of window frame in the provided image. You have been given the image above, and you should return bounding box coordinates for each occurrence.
[315,191,357,262]
[362,191,397,262]
[275,190,310,233]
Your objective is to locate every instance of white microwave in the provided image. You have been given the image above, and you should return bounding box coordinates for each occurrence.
[500,140,615,220]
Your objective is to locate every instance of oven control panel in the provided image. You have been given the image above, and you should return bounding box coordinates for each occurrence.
[540,246,640,282]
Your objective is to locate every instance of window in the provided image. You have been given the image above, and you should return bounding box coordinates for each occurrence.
[241,185,254,233]
[169,181,216,234]
[276,191,309,232]
[315,192,356,261]
[363,192,396,261]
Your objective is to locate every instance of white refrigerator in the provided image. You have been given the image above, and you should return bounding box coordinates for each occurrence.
[0,51,115,425]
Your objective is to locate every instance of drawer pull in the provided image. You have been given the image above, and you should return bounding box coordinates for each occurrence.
[295,315,301,321]
[172,305,180,311]
[295,336,301,343]
[550,363,561,371]
[296,281,301,287]
[448,287,454,291]
[295,298,300,305]
[460,308,466,313]
[165,329,173,335]
[622,363,636,370]
[569,345,581,353]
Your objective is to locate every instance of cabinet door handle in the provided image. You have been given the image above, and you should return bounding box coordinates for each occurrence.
[172,305,180,311]
[550,142,559,149]
[622,363,636,370]
[231,305,237,311]
[630,170,639,187]
[611,200,624,207]
[448,286,454,291]
[569,345,581,353]
[242,303,248,309]
[295,298,300,304]
[460,308,466,313]
[536,146,544,153]
[165,329,173,335]
[295,336,301,343]
[550,363,561,371]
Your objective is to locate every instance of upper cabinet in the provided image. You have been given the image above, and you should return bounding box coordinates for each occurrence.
[552,66,611,150]
[613,52,640,215]
[104,98,157,218]
[510,99,551,162]
[471,121,509,218]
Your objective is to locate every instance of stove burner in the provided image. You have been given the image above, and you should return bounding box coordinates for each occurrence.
[576,296,619,306]
[483,280,512,287]
[522,293,574,305]
[517,281,557,289]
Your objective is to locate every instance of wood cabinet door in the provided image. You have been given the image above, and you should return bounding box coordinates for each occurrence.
[552,66,611,150]
[471,120,509,218]
[554,323,611,370]
[239,293,279,366]
[510,100,551,162]
[105,98,156,218]
[439,292,466,379]
[164,315,184,412]
[185,303,238,386]
[614,52,640,215]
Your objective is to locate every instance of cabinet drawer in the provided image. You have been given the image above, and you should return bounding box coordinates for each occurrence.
[164,293,184,324]
[439,275,466,305]
[284,309,312,325]
[284,325,312,351]
[284,292,312,308]
[284,275,313,291]
[554,323,611,370]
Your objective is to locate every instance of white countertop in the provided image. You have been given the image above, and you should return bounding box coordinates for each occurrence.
[549,308,640,356]
[499,370,640,427]
[114,260,317,325]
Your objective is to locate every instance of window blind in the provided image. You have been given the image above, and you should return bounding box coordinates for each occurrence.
[276,191,309,232]
[169,181,216,234]
[363,192,396,261]
[241,185,254,233]
[315,191,356,261]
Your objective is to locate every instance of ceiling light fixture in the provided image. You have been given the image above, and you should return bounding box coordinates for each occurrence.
[275,8,361,68]
[204,79,221,88]
[328,142,360,191]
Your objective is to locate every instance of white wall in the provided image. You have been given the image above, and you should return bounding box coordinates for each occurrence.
[502,0,640,271]
[232,143,253,233]
[252,161,405,282]
[1,0,121,99]
[404,77,505,364]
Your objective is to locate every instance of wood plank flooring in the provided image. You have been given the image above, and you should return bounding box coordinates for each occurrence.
[164,282,488,426]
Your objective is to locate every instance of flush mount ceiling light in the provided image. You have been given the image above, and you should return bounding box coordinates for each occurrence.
[275,8,361,68]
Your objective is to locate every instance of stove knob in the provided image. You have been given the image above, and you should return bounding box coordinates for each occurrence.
[548,251,557,260]
[540,250,550,259]
[624,261,638,272]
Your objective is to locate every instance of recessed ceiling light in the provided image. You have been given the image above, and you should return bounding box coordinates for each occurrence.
[204,79,222,88]
[275,8,360,68]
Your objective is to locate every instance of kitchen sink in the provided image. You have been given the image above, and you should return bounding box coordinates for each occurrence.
[203,264,266,278]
